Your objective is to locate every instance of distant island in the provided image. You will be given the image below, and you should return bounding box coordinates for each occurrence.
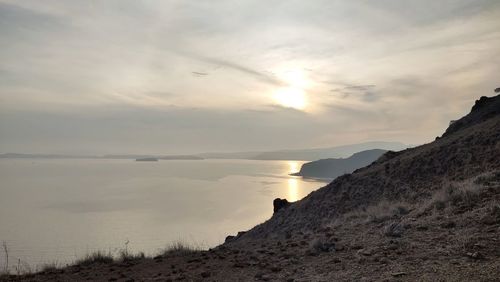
[135,157,159,162]
[291,149,387,179]
[158,155,204,160]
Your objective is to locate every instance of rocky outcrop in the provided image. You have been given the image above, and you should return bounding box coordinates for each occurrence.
[224,231,247,243]
[273,198,290,213]
[443,94,500,137]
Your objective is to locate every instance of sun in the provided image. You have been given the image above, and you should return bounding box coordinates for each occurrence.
[272,68,309,110]
[273,87,307,110]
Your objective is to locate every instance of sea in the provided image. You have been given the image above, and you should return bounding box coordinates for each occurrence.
[0,158,325,270]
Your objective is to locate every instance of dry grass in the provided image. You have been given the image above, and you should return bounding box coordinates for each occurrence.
[118,250,145,262]
[1,242,8,275]
[40,262,59,273]
[74,251,114,266]
[0,240,203,277]
[339,200,411,225]
[426,178,486,213]
[160,241,200,257]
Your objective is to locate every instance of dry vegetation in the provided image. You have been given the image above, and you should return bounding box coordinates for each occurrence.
[0,240,199,279]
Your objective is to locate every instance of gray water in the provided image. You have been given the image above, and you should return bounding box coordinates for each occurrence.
[0,159,324,270]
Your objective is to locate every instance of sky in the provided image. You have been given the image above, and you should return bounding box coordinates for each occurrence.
[0,0,499,155]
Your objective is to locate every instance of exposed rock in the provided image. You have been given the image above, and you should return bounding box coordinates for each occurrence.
[466,252,484,259]
[391,272,407,277]
[200,271,210,278]
[358,249,373,256]
[440,221,456,229]
[224,231,247,243]
[443,94,500,137]
[273,198,291,213]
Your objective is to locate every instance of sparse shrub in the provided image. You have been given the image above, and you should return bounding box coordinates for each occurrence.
[338,201,412,225]
[427,179,484,212]
[117,240,145,262]
[459,237,475,253]
[384,221,403,237]
[365,201,410,223]
[490,203,500,217]
[15,258,32,275]
[161,241,199,256]
[40,262,58,272]
[119,250,145,262]
[1,241,8,275]
[474,171,500,186]
[392,205,410,216]
[368,213,391,223]
[309,238,335,253]
[74,251,113,266]
[449,182,481,209]
[434,200,446,211]
[426,184,452,212]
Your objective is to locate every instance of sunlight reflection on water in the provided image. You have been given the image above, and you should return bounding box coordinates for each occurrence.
[287,161,300,201]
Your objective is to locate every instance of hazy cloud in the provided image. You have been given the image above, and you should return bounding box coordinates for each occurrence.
[1,0,499,154]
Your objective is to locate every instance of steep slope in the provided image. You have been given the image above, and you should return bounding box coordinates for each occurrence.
[239,94,500,239]
[292,149,387,179]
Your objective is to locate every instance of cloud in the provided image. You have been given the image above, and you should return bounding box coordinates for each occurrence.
[192,71,209,77]
[179,52,284,86]
[0,0,499,153]
[330,84,379,102]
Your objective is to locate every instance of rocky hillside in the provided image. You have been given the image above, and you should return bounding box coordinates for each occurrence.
[291,149,387,179]
[237,94,499,239]
[3,94,499,281]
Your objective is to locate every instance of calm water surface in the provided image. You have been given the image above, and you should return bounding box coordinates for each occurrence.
[0,159,324,269]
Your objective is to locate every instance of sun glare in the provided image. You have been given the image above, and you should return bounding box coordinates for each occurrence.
[287,161,301,201]
[273,69,310,110]
[274,87,307,110]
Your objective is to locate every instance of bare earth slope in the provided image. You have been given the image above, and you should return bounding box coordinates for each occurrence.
[3,94,499,281]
